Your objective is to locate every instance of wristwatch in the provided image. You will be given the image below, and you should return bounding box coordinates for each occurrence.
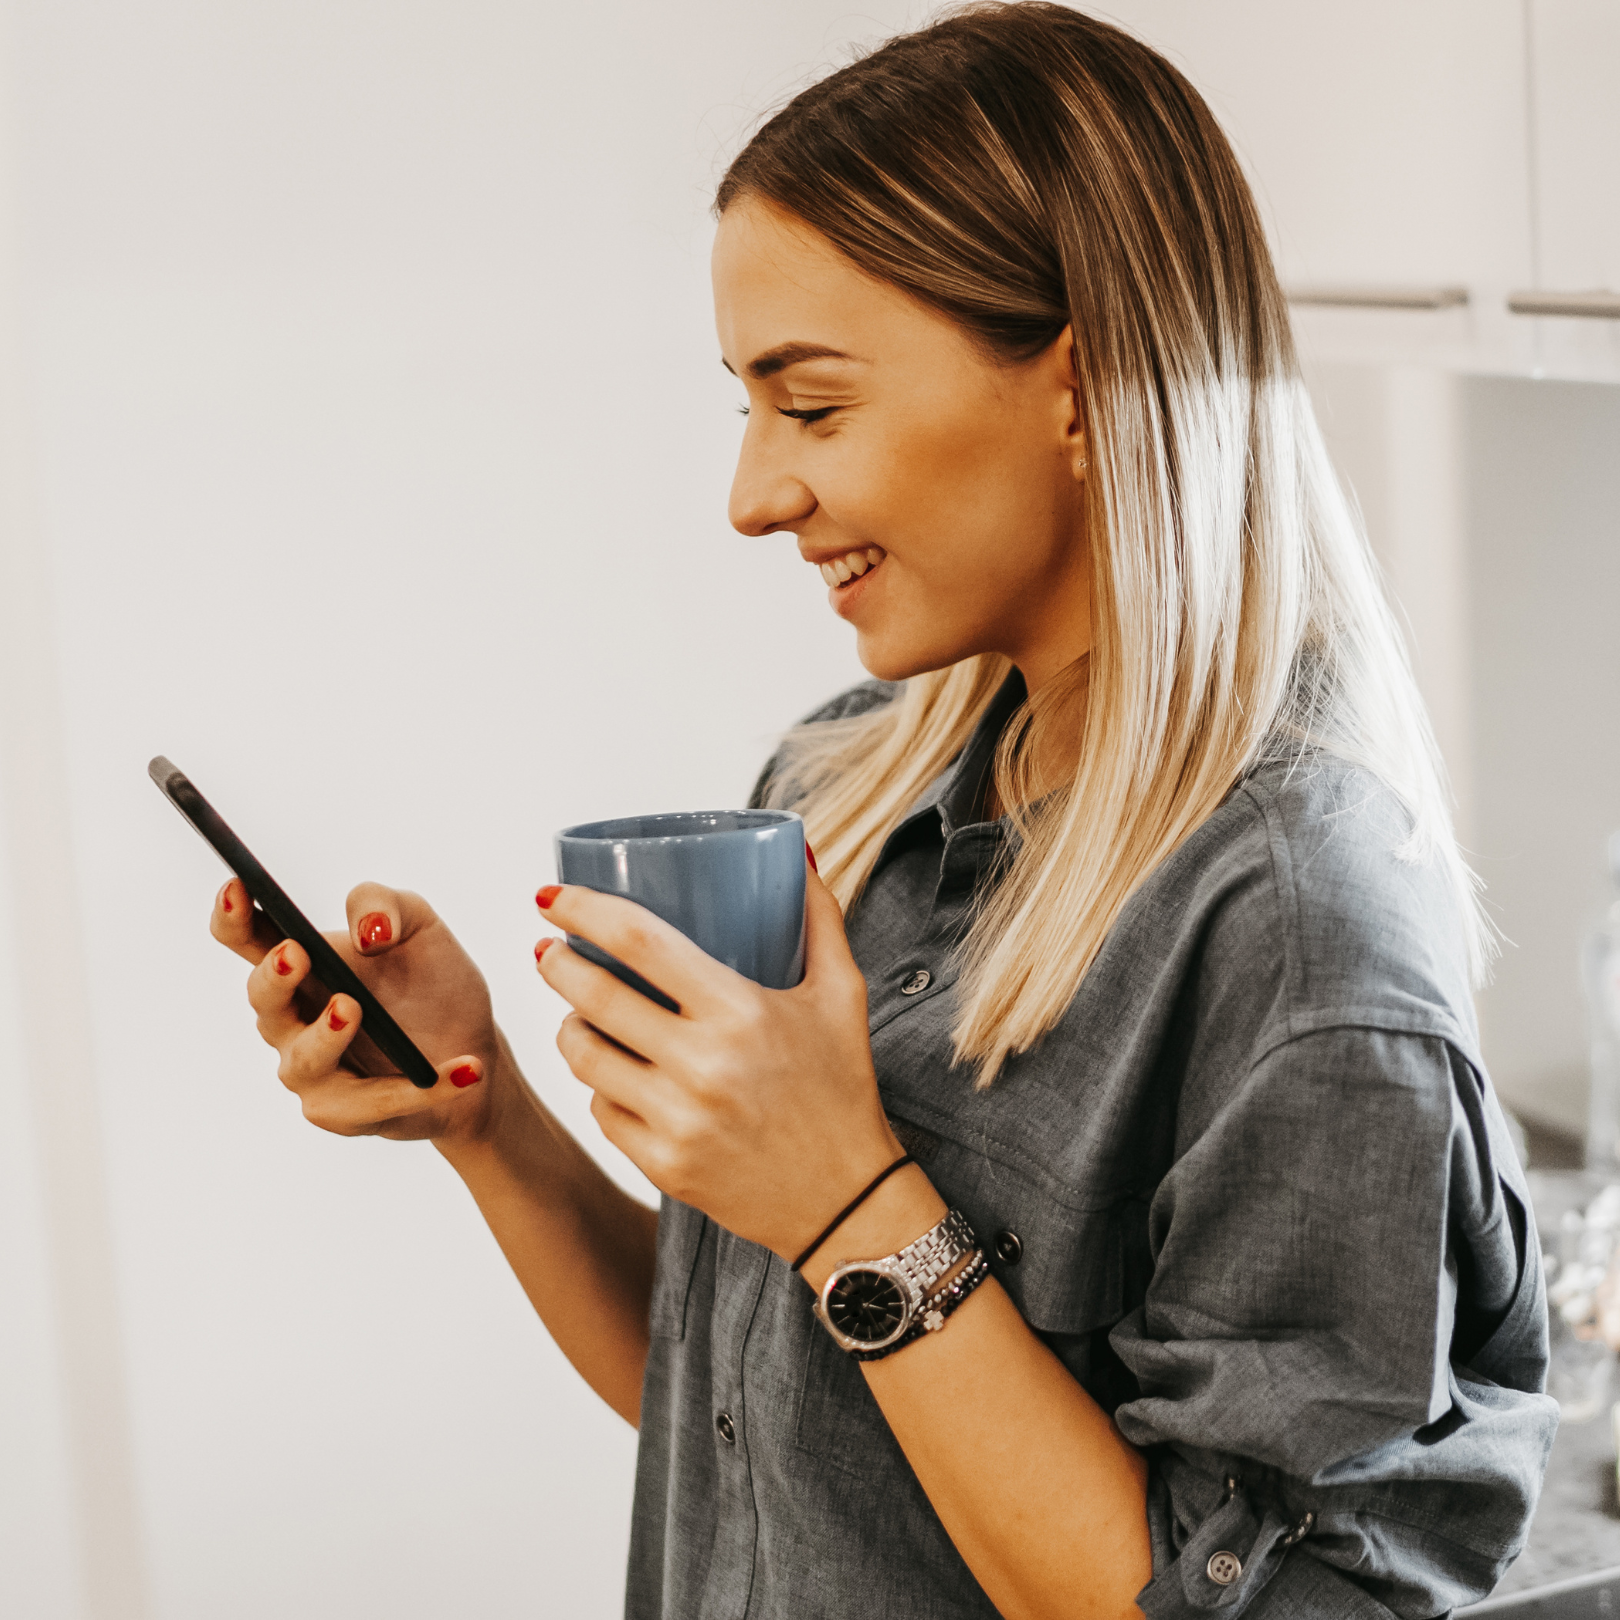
[813,1209,977,1354]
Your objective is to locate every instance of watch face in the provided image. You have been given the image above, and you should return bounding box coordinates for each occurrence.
[826,1267,909,1346]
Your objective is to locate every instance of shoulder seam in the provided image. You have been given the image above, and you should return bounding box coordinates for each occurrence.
[1238,778,1303,1046]
[1247,1020,1474,1074]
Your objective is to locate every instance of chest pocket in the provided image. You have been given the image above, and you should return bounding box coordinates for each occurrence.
[648,1195,707,1340]
[794,1120,1147,1474]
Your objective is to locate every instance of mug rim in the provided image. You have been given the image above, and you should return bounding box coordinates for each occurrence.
[556,808,803,845]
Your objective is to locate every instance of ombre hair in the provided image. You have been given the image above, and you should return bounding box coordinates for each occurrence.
[720,2,1488,1085]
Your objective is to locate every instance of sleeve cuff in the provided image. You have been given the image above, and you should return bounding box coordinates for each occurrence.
[1136,1471,1386,1620]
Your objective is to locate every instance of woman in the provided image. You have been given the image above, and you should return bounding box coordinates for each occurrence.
[210,7,1554,1616]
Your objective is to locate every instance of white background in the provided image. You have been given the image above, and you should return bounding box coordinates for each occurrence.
[0,3,908,1616]
[1,4,1616,1618]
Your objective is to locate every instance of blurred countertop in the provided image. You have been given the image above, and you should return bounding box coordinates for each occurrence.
[1485,1168,1620,1597]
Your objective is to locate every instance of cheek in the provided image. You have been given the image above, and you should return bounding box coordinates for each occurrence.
[887,425,1058,590]
[845,414,1010,554]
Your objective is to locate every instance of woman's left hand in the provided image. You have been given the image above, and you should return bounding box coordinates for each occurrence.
[533,861,903,1261]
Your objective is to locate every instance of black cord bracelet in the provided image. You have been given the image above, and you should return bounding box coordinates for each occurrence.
[789,1153,917,1273]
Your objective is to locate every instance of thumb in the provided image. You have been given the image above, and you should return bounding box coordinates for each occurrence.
[345,883,438,955]
[801,848,857,984]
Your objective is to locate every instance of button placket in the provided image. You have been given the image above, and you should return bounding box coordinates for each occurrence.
[700,1233,770,1620]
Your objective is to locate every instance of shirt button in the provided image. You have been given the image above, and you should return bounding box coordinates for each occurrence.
[1206,1551,1242,1586]
[715,1411,736,1445]
[993,1229,1023,1266]
[900,969,932,995]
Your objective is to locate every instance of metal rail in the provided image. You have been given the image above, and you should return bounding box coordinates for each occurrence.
[1287,285,1470,311]
[1508,289,1620,319]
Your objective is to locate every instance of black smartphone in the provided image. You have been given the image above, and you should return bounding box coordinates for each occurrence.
[149,756,440,1088]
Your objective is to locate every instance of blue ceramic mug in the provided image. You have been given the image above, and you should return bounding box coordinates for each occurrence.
[553,809,807,1011]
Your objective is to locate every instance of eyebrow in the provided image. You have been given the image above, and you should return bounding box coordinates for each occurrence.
[722,341,863,381]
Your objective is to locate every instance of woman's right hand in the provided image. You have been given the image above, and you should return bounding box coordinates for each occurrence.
[210,877,501,1145]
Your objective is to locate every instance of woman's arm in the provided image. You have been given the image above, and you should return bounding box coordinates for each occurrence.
[212,877,657,1425]
[436,1033,658,1424]
[797,1165,1150,1620]
[534,873,1152,1620]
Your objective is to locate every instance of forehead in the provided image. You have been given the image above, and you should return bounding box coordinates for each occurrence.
[710,196,953,368]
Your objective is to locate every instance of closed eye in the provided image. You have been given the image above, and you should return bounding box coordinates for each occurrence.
[777,406,836,424]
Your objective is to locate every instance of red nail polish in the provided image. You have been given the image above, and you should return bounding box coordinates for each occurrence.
[274,948,293,977]
[535,885,562,910]
[220,883,234,914]
[328,1006,348,1031]
[534,938,553,963]
[450,1064,481,1089]
[358,912,392,949]
[806,843,818,873]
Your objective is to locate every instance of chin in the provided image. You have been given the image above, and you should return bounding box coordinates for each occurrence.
[856,633,977,685]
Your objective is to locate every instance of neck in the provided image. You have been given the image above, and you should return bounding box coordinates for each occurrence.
[987,655,1089,818]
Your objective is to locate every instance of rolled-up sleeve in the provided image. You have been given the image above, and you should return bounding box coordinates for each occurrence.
[1109,1027,1558,1619]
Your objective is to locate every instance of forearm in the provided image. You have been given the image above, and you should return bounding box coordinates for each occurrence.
[800,1166,1151,1620]
[437,1032,658,1425]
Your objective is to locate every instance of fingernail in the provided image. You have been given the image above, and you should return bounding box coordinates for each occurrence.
[274,948,293,977]
[535,885,562,910]
[358,912,392,949]
[450,1063,481,1089]
[534,938,553,963]
[219,882,234,914]
[806,843,818,873]
[328,1004,348,1031]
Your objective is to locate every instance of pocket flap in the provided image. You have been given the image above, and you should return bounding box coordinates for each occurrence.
[889,1109,1142,1337]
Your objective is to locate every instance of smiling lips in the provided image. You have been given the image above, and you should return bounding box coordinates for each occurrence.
[818,547,886,588]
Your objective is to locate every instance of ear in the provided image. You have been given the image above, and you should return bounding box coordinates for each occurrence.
[1051,325,1089,482]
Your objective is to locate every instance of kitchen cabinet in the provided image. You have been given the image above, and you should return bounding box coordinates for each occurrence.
[1099,1,1619,381]
[1514,0,1620,380]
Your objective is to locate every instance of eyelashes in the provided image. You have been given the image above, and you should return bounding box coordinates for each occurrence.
[734,405,839,425]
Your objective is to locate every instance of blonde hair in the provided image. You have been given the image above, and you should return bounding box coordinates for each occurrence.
[721,3,1488,1084]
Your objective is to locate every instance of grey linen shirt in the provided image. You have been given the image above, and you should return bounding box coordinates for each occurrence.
[624,674,1556,1620]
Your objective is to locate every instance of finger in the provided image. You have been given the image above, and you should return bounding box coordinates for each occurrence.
[276,992,363,1094]
[800,856,864,991]
[210,877,281,964]
[555,1010,669,1123]
[535,885,740,1014]
[587,1088,665,1182]
[536,936,679,1057]
[297,1053,487,1136]
[344,883,437,956]
[246,938,313,1048]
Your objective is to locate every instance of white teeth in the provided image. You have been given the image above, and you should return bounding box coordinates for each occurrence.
[816,548,886,588]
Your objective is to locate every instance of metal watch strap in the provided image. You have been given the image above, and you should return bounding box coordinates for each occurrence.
[890,1208,976,1298]
[848,1248,991,1362]
[813,1209,979,1354]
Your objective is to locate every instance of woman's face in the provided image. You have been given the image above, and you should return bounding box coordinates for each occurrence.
[712,196,1091,693]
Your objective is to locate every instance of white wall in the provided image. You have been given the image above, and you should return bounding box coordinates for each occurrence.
[0,4,916,1616]
[1464,377,1620,1137]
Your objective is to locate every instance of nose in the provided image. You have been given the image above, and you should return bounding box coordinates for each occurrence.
[728,419,817,537]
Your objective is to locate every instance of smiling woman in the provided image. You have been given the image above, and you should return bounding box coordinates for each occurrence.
[717,206,1094,698]
[201,6,1552,1620]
